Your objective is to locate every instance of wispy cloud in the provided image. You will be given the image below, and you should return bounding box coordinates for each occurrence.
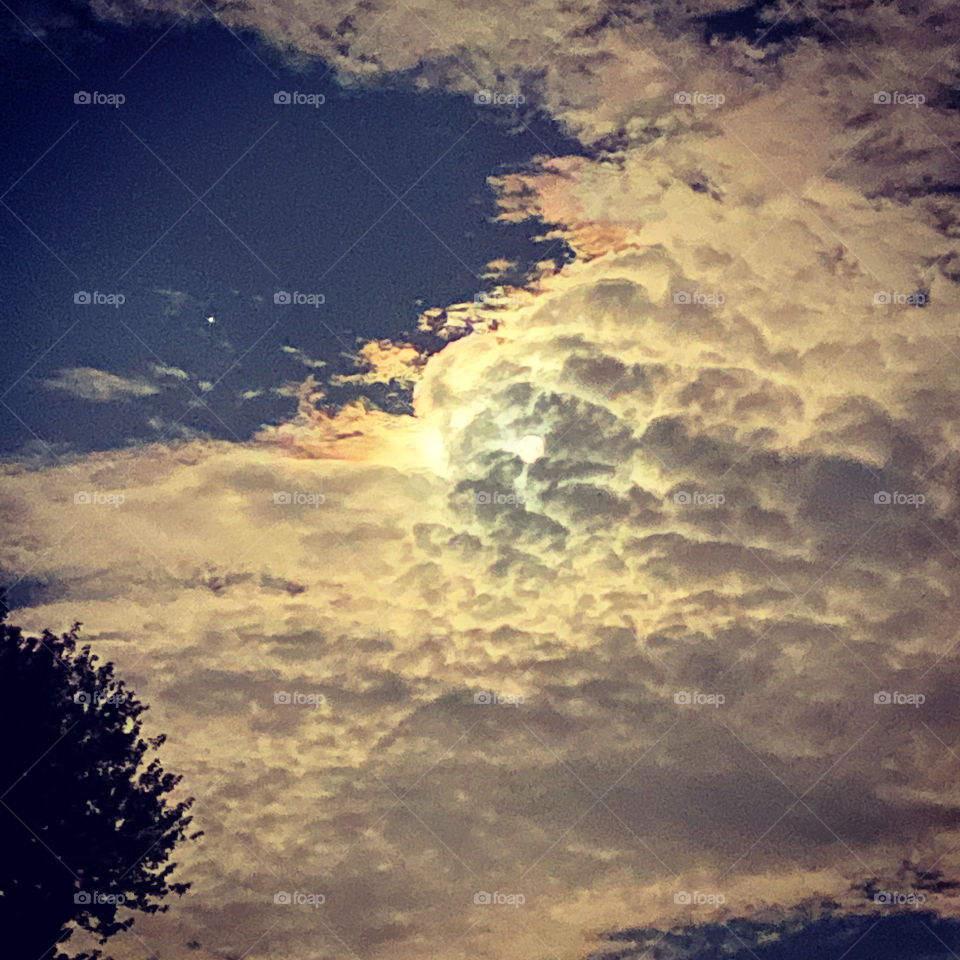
[42,366,159,401]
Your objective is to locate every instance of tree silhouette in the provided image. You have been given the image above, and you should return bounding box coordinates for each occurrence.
[0,613,201,959]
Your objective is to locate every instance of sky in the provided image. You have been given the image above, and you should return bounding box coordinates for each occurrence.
[4,0,960,958]
[0,1,579,456]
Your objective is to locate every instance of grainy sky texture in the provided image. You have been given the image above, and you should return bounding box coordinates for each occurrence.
[4,0,960,958]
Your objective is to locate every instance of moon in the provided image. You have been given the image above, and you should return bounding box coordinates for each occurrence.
[515,434,545,464]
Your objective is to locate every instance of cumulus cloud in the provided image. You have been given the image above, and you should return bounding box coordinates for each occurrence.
[8,0,960,958]
[86,0,960,159]
[9,230,960,959]
[330,340,421,386]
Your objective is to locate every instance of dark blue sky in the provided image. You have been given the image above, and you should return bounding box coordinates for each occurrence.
[0,2,581,456]
[594,910,960,960]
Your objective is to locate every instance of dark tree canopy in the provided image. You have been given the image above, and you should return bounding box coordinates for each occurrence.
[0,615,201,959]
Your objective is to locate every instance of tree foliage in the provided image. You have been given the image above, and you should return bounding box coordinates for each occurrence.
[0,615,201,959]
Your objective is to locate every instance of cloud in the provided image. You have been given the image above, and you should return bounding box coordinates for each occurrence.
[41,366,160,401]
[85,0,960,166]
[8,224,960,958]
[150,363,191,381]
[280,344,327,369]
[144,416,207,441]
[330,340,422,387]
[153,287,193,318]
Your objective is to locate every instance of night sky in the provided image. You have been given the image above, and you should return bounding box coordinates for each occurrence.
[1,4,578,455]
